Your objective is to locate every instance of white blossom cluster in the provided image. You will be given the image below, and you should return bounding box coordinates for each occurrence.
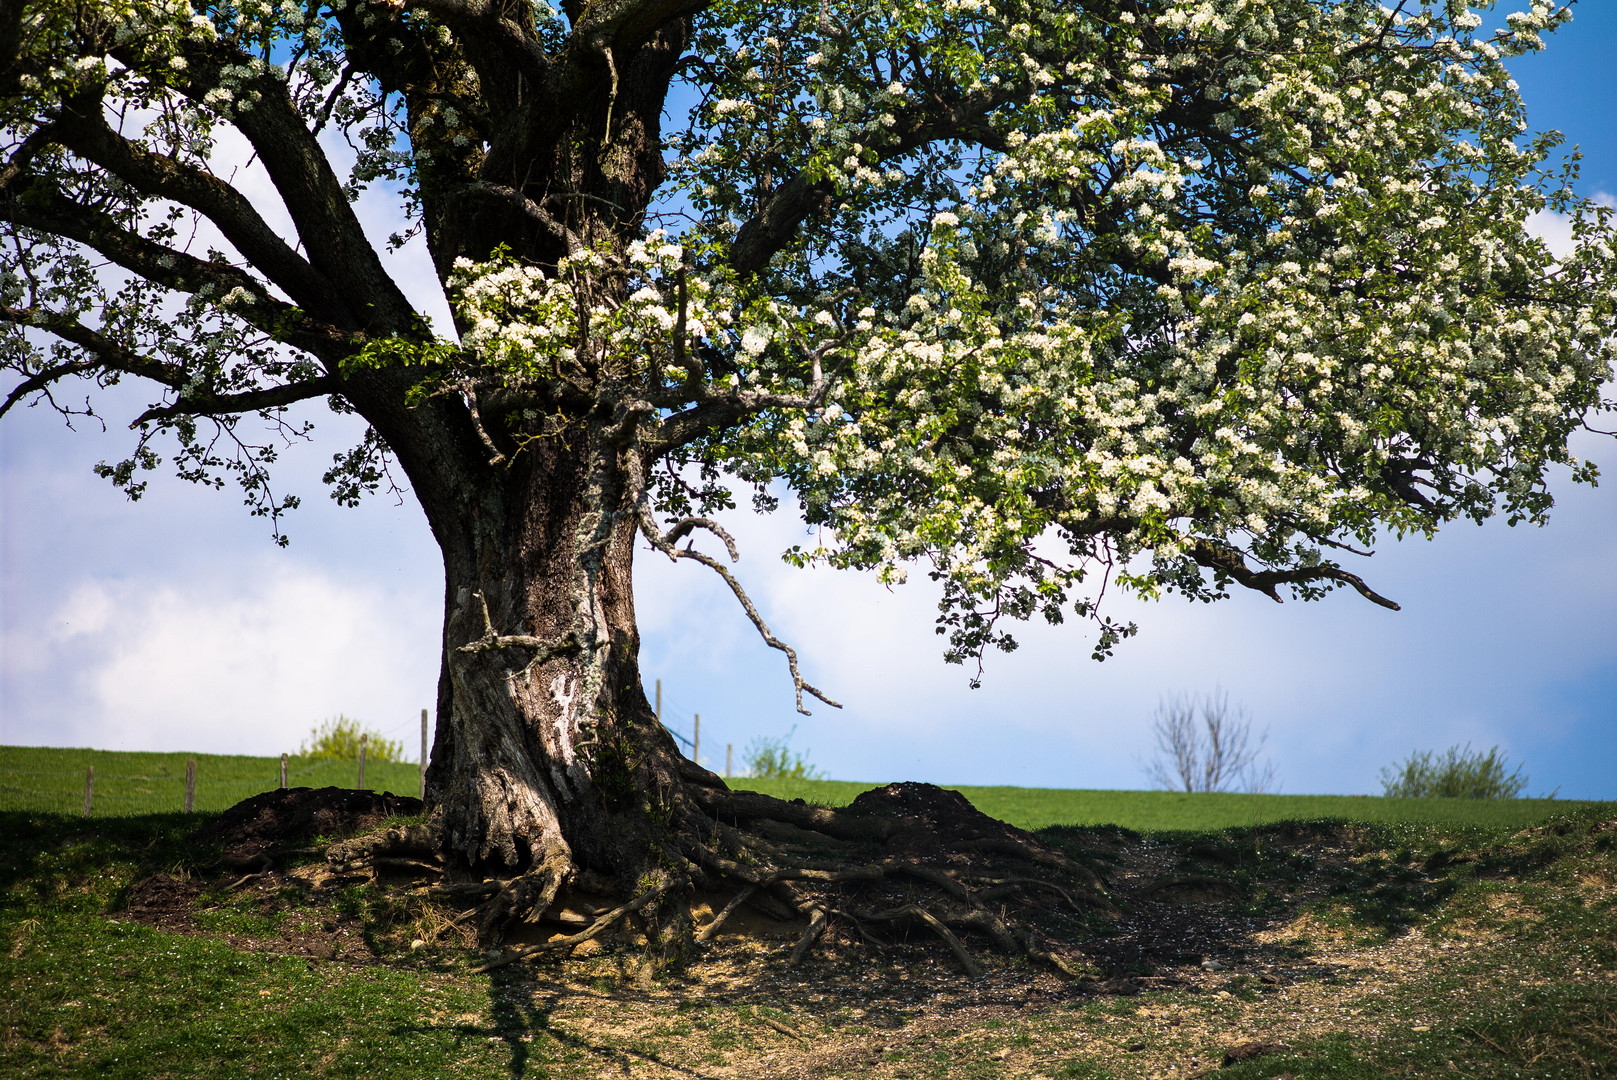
[453,235,741,387]
[662,0,1612,661]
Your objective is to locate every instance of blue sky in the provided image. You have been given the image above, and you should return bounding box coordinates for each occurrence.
[2,4,1614,798]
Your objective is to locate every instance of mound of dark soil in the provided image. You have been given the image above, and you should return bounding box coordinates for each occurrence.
[196,786,423,859]
[845,781,1036,853]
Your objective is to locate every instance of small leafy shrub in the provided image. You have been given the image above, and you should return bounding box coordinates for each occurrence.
[742,726,823,780]
[299,715,403,762]
[1380,743,1528,799]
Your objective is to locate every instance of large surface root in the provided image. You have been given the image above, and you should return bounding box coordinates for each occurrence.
[198,781,1117,981]
[661,780,1116,978]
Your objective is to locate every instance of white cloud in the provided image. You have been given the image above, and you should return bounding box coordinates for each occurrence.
[1526,191,1616,260]
[3,561,439,757]
[49,582,116,641]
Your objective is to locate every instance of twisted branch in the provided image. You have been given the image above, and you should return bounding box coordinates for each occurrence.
[1190,538,1400,611]
[637,509,839,714]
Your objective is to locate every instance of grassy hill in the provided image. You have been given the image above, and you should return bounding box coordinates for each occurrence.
[0,745,422,816]
[3,745,1596,831]
[738,776,1590,831]
[0,779,1612,1079]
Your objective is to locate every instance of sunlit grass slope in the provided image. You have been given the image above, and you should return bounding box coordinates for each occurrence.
[0,745,421,816]
[733,777,1595,832]
[2,746,1597,830]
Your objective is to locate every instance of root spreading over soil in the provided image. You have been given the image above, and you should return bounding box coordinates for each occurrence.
[122,781,1314,987]
[103,788,1617,1079]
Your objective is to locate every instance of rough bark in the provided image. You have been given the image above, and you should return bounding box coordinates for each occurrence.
[418,420,692,884]
[342,12,698,892]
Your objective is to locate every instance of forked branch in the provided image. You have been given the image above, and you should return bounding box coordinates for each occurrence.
[637,510,840,714]
[457,590,582,676]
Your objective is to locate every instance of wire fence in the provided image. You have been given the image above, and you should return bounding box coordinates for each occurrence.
[3,688,714,817]
[0,754,424,817]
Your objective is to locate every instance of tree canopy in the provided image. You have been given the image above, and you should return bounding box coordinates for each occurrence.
[4,0,1611,698]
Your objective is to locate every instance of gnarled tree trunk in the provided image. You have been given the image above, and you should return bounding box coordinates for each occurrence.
[417,419,700,890]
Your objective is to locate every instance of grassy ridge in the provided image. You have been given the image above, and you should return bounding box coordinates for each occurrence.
[3,746,1599,829]
[737,777,1595,831]
[0,745,422,816]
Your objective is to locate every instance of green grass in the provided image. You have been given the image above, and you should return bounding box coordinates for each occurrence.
[0,746,422,816]
[0,813,518,1078]
[1,794,1613,1077]
[5,746,1601,829]
[733,776,1601,832]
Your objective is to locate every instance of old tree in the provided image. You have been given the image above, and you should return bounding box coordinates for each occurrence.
[3,0,1613,966]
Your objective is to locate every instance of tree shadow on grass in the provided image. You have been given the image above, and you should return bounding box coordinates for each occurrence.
[387,970,725,1079]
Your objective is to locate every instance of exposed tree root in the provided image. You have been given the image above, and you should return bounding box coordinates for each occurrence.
[650,781,1111,978]
[329,778,1108,983]
[694,884,757,943]
[471,847,573,940]
[787,907,830,967]
[203,780,1114,982]
[471,875,678,974]
[443,780,1116,980]
[858,904,984,977]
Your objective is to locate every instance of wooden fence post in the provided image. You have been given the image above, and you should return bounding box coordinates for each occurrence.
[358,733,367,790]
[280,752,288,789]
[694,713,700,765]
[655,679,661,726]
[726,743,732,779]
[419,708,428,800]
[184,759,196,813]
[82,765,93,817]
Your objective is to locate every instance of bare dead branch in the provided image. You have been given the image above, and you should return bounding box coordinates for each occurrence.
[456,590,582,677]
[637,509,840,714]
[663,516,739,560]
[461,381,507,465]
[758,1015,808,1041]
